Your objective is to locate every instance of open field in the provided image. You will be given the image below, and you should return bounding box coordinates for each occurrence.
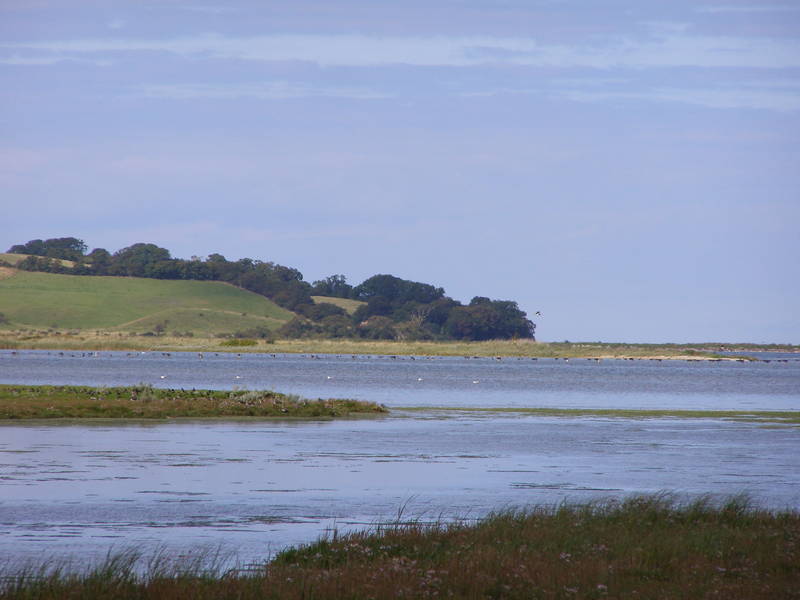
[2,495,797,599]
[0,385,387,420]
[0,270,292,334]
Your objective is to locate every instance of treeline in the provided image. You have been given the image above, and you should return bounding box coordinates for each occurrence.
[4,237,536,341]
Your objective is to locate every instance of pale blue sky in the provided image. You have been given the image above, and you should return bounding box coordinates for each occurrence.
[2,1,798,343]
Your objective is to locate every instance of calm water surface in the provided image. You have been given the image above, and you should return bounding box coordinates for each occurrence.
[1,350,798,568]
[2,349,798,410]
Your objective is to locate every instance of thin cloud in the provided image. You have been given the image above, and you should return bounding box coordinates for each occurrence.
[697,5,800,13]
[459,76,800,112]
[0,55,112,66]
[562,85,800,112]
[180,5,237,14]
[139,81,389,100]
[3,32,799,69]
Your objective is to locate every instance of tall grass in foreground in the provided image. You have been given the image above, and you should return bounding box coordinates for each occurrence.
[2,495,798,599]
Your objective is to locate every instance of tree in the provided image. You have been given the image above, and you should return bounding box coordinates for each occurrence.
[445,298,534,340]
[110,243,171,277]
[319,314,355,338]
[357,316,397,340]
[353,274,444,305]
[84,248,112,275]
[311,274,353,298]
[352,296,393,323]
[296,302,347,322]
[8,237,87,261]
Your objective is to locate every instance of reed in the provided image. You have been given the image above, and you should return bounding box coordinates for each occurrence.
[2,495,797,599]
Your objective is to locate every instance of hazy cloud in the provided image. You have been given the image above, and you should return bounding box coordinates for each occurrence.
[139,81,389,100]
[180,5,237,15]
[562,85,800,112]
[4,31,799,69]
[696,5,800,13]
[0,54,112,66]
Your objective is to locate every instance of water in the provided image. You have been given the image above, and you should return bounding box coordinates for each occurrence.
[2,349,799,410]
[1,350,798,568]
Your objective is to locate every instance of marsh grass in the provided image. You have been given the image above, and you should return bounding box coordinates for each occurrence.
[2,495,798,599]
[397,406,800,425]
[0,385,387,420]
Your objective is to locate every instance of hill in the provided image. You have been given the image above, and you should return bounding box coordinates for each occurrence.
[0,252,76,268]
[3,237,538,341]
[0,269,293,336]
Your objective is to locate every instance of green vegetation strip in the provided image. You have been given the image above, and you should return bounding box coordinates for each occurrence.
[397,406,800,424]
[0,385,387,420]
[2,495,798,599]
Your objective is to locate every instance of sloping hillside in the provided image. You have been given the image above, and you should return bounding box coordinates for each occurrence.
[0,252,76,268]
[0,270,293,335]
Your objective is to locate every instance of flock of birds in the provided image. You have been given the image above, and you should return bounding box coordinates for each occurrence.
[5,348,796,389]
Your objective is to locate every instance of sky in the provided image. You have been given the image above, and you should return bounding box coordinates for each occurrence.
[1,1,798,343]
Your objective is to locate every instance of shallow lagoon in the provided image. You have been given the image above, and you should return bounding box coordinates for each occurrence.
[0,350,798,566]
[2,349,799,410]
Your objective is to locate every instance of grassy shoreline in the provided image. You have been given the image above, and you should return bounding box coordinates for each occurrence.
[0,385,387,420]
[2,495,797,599]
[1,330,788,360]
[396,406,800,425]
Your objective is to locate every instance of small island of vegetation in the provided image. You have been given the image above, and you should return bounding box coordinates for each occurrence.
[0,385,387,420]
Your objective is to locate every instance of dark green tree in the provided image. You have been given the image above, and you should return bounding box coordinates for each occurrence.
[110,243,172,277]
[353,274,444,305]
[357,316,397,340]
[8,237,87,261]
[311,274,353,298]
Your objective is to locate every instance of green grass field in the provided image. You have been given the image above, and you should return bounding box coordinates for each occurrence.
[0,270,293,335]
